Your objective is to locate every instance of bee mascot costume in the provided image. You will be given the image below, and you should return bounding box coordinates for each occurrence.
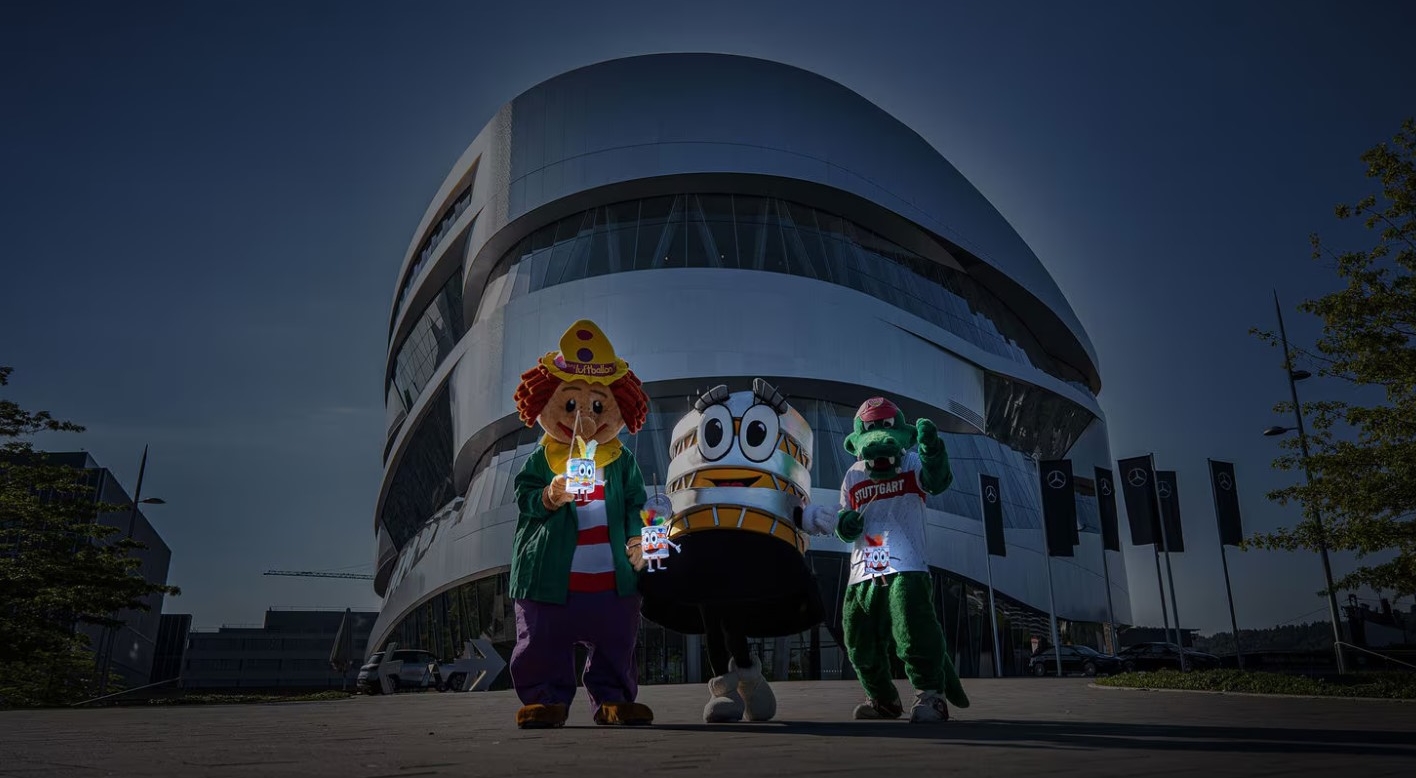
[508,319,654,729]
[634,379,836,723]
[825,396,970,723]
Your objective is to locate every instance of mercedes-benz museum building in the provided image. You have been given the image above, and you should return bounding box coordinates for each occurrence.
[369,53,1131,685]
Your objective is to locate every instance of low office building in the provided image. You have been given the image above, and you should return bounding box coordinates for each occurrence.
[150,613,191,687]
[182,608,377,690]
[28,451,174,690]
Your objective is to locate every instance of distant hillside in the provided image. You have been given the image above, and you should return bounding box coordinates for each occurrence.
[1195,622,1335,654]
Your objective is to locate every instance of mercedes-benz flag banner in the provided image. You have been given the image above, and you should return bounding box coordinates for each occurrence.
[980,473,1006,557]
[1209,459,1244,546]
[1155,469,1186,553]
[1117,455,1160,547]
[1039,459,1076,557]
[1094,466,1121,552]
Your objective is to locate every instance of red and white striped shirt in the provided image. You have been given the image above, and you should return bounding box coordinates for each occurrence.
[568,470,615,592]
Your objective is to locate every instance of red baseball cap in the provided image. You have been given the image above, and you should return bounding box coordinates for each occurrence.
[856,397,899,422]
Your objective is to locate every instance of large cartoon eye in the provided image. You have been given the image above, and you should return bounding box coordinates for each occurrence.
[591,400,604,415]
[564,398,577,414]
[697,404,734,461]
[739,403,780,462]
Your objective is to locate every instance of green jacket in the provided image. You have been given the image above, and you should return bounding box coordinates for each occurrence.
[509,445,647,604]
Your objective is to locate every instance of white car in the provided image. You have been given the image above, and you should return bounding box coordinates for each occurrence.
[356,649,438,694]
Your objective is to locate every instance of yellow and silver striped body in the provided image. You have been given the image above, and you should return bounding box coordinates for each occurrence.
[662,380,813,554]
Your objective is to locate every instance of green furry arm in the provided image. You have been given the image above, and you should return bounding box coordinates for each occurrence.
[836,509,864,543]
[514,448,563,526]
[915,418,953,495]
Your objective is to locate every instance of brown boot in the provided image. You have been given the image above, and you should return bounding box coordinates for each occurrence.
[516,703,569,729]
[594,701,654,725]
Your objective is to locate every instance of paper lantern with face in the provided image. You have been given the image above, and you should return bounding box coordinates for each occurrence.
[859,533,894,577]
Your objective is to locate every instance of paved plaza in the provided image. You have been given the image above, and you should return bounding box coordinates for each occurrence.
[2,679,1414,777]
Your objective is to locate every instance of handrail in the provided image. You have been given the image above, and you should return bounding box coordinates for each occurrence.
[1336,641,1416,671]
[69,676,182,707]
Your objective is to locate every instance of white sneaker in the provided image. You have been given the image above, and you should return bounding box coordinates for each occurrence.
[731,656,776,722]
[703,672,744,723]
[909,690,949,723]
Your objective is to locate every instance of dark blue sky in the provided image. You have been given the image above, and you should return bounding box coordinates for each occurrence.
[3,1,1413,632]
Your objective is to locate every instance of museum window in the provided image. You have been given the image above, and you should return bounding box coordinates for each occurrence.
[471,193,1093,390]
[390,271,465,415]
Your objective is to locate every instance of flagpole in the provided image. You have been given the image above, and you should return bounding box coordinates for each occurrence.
[1151,456,1187,671]
[1218,543,1243,669]
[984,545,1003,678]
[1152,545,1172,648]
[1209,461,1245,670]
[1034,456,1063,677]
[1100,547,1118,654]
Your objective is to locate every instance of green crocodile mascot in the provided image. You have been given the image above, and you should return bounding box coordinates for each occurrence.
[822,396,970,722]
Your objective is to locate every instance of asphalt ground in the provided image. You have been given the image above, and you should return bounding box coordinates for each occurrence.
[2,678,1414,777]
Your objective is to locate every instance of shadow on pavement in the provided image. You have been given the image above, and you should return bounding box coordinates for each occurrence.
[645,719,1416,757]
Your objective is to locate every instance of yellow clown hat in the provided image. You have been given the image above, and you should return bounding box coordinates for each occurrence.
[540,319,630,385]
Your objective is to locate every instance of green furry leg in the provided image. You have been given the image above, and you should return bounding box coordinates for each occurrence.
[841,573,970,710]
[842,580,899,703]
[886,572,970,709]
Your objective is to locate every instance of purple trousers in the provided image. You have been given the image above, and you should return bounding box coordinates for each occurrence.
[511,590,641,716]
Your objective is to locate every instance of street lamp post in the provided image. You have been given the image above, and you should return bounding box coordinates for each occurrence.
[1266,291,1347,674]
[95,445,165,696]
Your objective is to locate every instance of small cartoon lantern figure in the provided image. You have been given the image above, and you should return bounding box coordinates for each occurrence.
[566,438,600,495]
[639,510,680,572]
[861,533,893,577]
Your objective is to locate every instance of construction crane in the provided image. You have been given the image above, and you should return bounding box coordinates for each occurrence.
[264,570,375,580]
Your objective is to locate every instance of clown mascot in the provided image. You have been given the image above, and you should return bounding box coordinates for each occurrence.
[820,396,970,723]
[635,379,835,723]
[508,319,654,729]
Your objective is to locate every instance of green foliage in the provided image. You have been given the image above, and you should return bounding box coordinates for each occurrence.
[1248,118,1416,598]
[1194,622,1337,654]
[143,690,353,706]
[0,366,181,708]
[1097,669,1416,699]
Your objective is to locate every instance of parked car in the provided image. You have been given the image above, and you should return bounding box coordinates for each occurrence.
[1116,642,1222,672]
[1029,644,1122,677]
[356,649,440,694]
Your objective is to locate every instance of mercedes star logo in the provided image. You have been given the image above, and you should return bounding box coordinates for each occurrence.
[1157,481,1173,499]
[1217,472,1233,491]
[985,485,998,503]
[1046,470,1068,489]
[1099,478,1113,497]
[1127,468,1148,487]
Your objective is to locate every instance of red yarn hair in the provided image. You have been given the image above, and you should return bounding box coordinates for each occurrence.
[513,363,650,434]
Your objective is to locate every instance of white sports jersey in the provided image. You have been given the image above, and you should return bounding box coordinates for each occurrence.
[841,451,930,585]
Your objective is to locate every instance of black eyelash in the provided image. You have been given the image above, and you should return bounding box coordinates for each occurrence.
[693,384,731,412]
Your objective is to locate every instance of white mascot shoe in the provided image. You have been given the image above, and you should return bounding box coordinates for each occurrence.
[703,670,745,723]
[909,689,949,723]
[733,656,777,722]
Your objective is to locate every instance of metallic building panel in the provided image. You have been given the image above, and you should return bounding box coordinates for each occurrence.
[390,54,1098,383]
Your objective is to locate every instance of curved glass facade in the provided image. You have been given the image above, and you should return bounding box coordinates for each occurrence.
[380,385,456,549]
[391,184,473,336]
[390,272,465,416]
[473,194,1094,391]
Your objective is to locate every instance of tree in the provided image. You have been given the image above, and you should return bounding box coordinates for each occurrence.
[0,366,181,707]
[1248,118,1416,599]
